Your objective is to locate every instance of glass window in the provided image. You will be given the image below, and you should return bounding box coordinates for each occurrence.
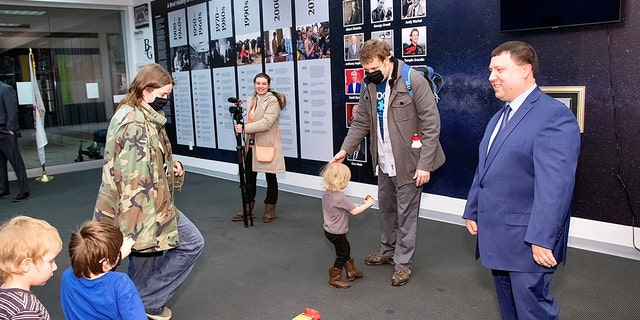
[0,5,127,170]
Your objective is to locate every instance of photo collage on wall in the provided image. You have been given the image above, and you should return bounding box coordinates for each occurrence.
[341,0,428,165]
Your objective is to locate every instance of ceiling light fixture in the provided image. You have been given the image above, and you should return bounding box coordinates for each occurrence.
[0,10,46,16]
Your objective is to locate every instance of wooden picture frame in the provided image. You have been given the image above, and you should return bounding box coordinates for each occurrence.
[540,86,585,133]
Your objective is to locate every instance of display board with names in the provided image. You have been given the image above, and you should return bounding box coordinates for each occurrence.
[187,2,216,148]
[295,0,333,162]
[264,0,298,158]
[209,0,235,151]
[214,67,238,151]
[167,8,194,147]
[234,0,263,101]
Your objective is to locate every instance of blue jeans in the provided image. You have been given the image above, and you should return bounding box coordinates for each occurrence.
[128,211,205,315]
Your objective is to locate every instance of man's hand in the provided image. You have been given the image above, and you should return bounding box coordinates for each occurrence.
[532,244,557,268]
[413,169,430,187]
[465,219,478,235]
[330,150,347,163]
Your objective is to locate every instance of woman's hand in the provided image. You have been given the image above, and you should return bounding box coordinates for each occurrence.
[120,237,136,259]
[234,124,243,133]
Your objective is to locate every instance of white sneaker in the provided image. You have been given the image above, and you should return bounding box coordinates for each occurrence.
[147,307,172,320]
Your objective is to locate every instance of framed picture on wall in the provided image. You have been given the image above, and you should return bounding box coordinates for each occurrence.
[540,86,585,133]
[134,4,149,29]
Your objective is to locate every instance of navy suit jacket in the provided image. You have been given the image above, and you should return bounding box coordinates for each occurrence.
[462,86,580,273]
[347,82,361,94]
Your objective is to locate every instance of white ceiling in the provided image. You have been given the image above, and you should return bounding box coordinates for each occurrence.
[0,4,123,52]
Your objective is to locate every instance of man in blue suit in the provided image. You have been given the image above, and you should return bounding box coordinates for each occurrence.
[346,70,361,94]
[462,41,580,319]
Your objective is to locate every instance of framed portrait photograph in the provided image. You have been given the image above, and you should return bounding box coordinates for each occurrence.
[345,68,364,95]
[343,0,364,27]
[345,102,359,127]
[344,33,364,61]
[370,0,393,23]
[371,29,394,53]
[401,0,426,20]
[134,4,149,29]
[401,26,427,57]
[540,86,585,133]
[348,137,367,162]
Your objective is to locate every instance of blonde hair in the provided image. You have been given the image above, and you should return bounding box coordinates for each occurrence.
[320,162,351,191]
[0,216,62,281]
[359,39,391,65]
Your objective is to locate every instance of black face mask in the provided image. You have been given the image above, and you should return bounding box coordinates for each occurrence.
[148,96,169,111]
[365,70,385,85]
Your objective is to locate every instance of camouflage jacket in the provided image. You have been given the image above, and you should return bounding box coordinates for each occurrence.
[94,102,183,252]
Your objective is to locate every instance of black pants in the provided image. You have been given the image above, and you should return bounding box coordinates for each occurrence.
[244,148,278,204]
[0,131,29,195]
[324,230,351,269]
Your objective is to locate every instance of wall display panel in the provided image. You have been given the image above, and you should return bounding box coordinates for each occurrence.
[234,0,263,99]
[214,67,239,151]
[296,1,333,162]
[187,3,216,148]
[167,8,195,147]
[208,0,235,151]
[264,0,299,158]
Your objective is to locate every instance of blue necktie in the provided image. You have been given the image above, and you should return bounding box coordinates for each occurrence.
[499,104,511,132]
[488,105,511,154]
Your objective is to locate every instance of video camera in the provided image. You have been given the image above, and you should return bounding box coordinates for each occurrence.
[228,97,244,123]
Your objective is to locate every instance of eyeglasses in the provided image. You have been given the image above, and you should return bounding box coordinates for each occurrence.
[99,251,122,272]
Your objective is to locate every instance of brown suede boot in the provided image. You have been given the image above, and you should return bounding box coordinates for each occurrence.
[263,204,276,223]
[344,258,364,281]
[232,202,255,221]
[328,267,351,288]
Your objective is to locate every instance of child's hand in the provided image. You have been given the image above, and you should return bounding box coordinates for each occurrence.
[120,237,136,259]
[364,194,376,207]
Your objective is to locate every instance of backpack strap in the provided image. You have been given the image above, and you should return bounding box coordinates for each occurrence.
[426,66,443,103]
[401,63,414,99]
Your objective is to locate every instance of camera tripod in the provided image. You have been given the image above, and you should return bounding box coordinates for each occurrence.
[230,102,254,227]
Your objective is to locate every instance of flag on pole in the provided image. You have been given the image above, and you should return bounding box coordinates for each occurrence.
[29,50,47,165]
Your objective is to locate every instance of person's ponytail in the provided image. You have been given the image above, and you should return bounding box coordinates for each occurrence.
[272,91,286,110]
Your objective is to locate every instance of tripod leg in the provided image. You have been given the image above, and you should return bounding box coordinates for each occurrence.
[74,141,84,162]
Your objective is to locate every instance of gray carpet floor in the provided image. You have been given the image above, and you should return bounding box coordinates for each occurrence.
[1,168,639,319]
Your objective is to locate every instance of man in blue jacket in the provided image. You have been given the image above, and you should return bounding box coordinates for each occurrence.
[463,41,580,319]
